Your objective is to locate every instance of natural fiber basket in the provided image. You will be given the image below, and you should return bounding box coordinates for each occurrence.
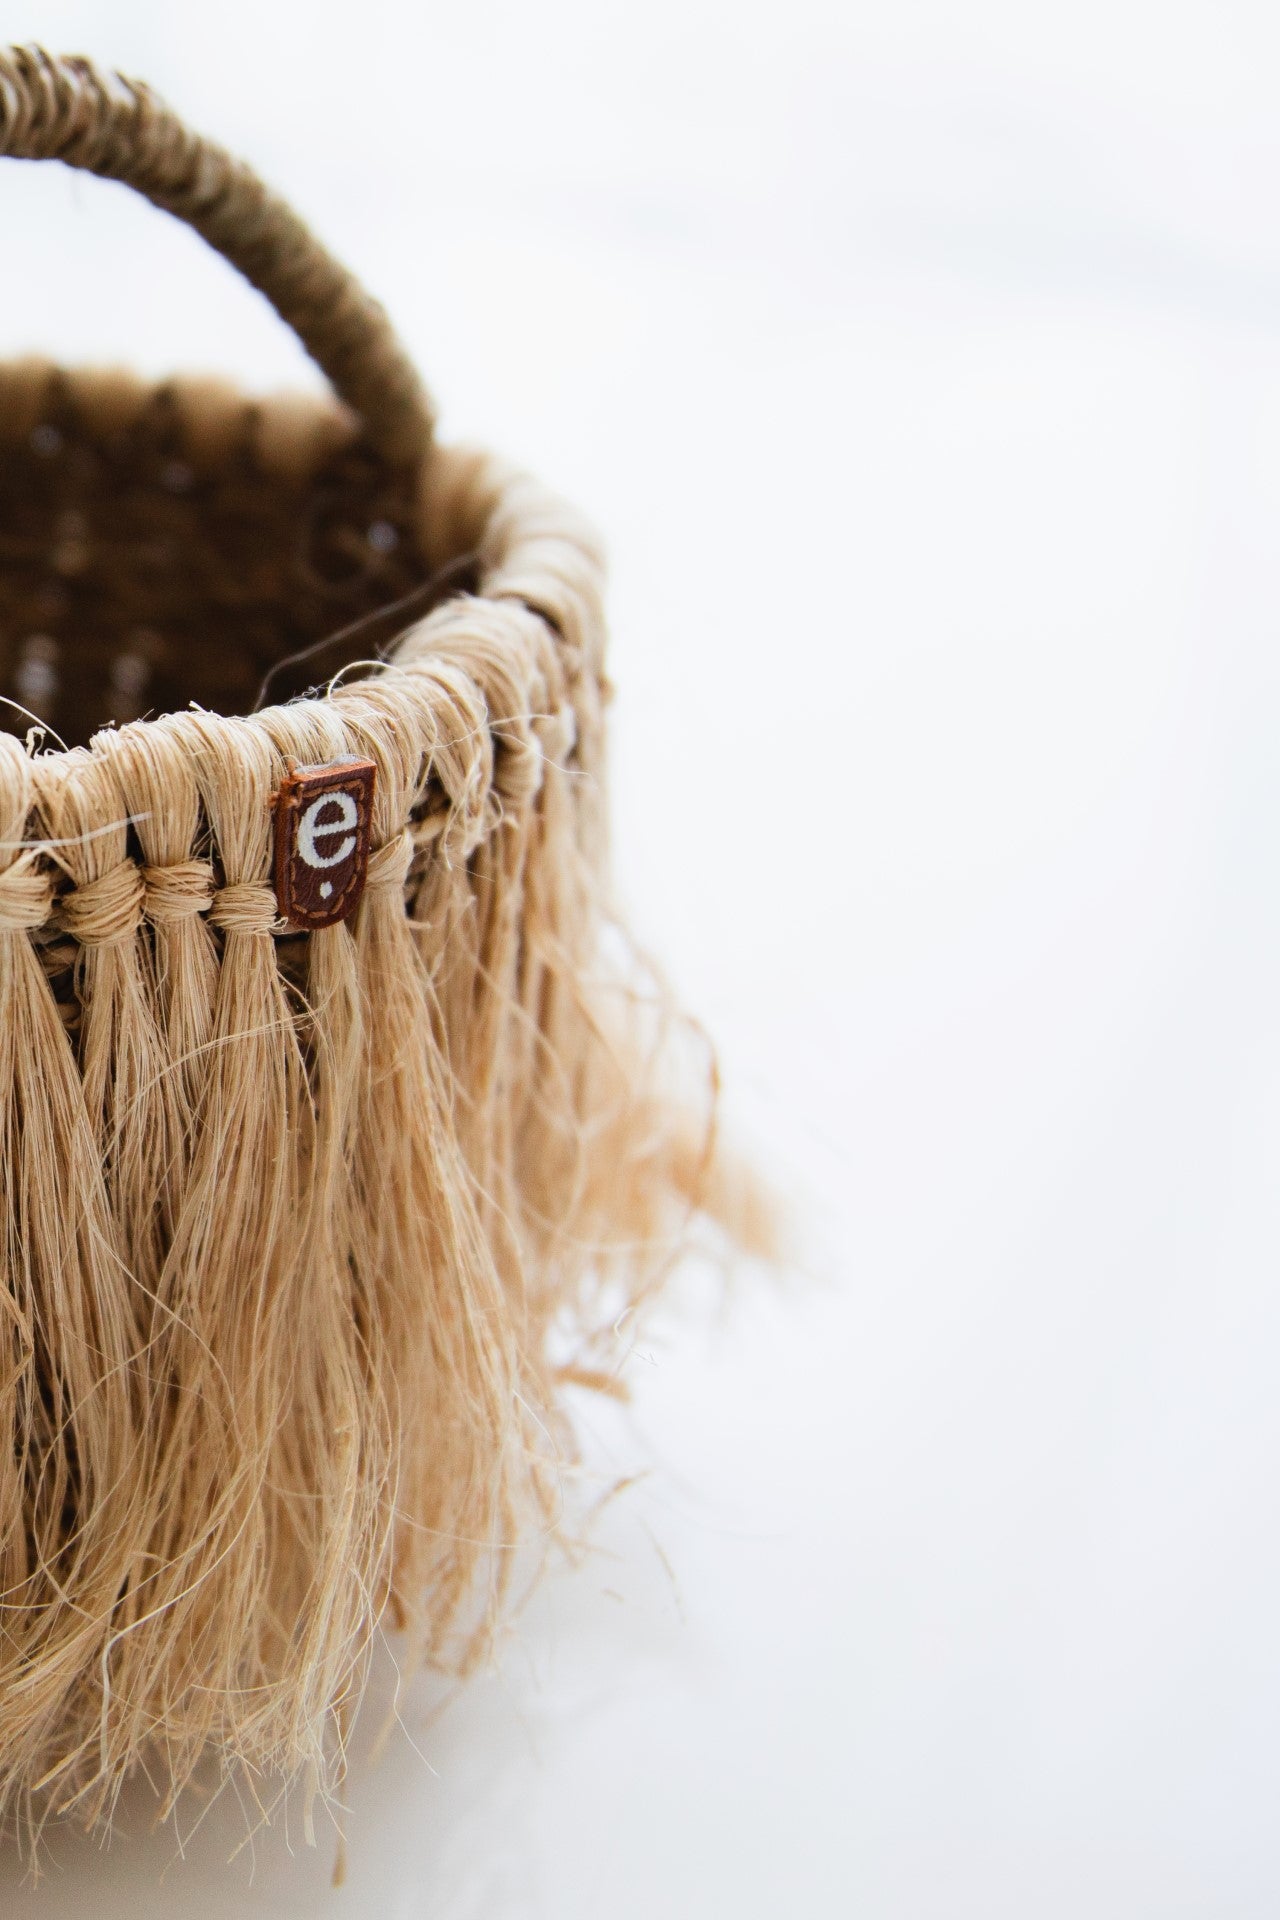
[0,45,729,1837]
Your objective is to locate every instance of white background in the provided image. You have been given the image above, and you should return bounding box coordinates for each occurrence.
[1,1,1279,1914]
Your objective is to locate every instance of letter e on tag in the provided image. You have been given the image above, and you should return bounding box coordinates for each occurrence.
[272,759,377,930]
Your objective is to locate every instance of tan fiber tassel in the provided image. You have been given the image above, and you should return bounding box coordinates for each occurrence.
[37,749,179,1297]
[0,737,148,1822]
[340,677,534,1661]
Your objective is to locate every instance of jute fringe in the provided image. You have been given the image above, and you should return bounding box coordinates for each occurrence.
[0,422,738,1839]
[0,45,753,1847]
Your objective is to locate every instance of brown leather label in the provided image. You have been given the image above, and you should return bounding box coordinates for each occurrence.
[271,759,377,930]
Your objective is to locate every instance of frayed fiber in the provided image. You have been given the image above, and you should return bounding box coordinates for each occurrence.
[0,44,744,1848]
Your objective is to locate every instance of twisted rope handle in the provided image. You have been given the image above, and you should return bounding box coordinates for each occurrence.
[0,45,435,465]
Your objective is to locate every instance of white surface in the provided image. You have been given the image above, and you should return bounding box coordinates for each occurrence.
[1,1,1279,1913]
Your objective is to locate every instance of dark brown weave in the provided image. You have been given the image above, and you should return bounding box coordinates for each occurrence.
[0,369,436,747]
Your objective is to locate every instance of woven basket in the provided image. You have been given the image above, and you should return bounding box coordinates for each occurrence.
[0,45,722,1836]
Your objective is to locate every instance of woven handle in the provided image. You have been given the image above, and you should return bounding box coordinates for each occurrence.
[0,45,434,465]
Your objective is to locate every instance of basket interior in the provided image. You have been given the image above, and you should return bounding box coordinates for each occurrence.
[0,366,444,748]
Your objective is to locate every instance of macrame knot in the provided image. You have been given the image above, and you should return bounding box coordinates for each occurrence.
[0,852,54,934]
[60,860,145,948]
[533,702,577,766]
[492,725,544,805]
[364,832,414,894]
[143,859,215,925]
[207,882,280,937]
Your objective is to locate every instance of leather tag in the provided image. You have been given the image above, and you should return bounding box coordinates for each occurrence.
[272,759,377,930]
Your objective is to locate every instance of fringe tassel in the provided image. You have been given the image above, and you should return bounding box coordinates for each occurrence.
[0,737,147,1820]
[342,674,534,1663]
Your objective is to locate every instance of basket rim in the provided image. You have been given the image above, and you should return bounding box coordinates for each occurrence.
[0,367,608,943]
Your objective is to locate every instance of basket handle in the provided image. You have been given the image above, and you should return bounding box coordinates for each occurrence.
[0,45,435,466]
